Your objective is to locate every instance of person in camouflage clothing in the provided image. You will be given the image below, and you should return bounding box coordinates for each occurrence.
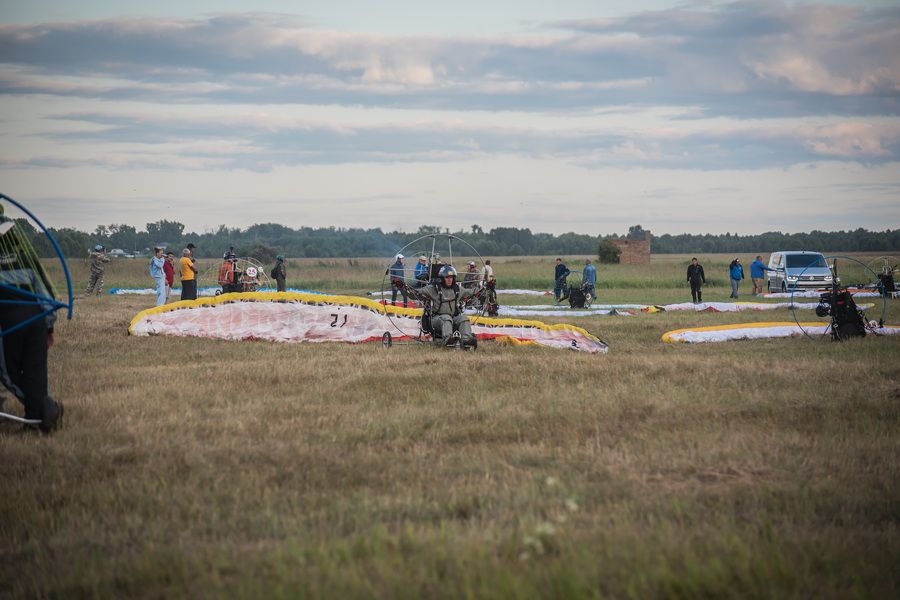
[85,244,110,295]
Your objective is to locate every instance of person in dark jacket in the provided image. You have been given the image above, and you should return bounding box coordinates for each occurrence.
[272,255,287,292]
[554,258,571,301]
[387,254,408,307]
[0,208,64,433]
[687,257,706,303]
[729,258,744,299]
[404,266,478,348]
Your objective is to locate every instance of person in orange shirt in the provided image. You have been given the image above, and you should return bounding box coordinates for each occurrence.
[179,248,198,300]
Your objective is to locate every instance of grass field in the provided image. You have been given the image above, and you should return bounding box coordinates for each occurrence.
[2,254,899,598]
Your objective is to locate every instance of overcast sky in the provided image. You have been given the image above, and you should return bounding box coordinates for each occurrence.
[1,0,898,235]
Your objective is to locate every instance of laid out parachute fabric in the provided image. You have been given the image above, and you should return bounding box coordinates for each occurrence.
[109,286,319,297]
[661,322,900,344]
[130,292,608,353]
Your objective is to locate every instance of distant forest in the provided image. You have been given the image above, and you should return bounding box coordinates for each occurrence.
[17,220,900,260]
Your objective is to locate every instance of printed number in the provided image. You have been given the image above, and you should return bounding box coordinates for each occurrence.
[330,314,349,327]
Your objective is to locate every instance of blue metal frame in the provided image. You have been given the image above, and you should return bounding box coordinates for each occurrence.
[0,193,74,337]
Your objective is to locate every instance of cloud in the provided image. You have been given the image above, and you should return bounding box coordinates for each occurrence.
[2,108,896,172]
[0,3,897,116]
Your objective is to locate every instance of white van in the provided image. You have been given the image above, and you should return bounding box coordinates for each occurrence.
[767,251,833,292]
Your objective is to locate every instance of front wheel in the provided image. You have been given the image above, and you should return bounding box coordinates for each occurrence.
[781,282,787,293]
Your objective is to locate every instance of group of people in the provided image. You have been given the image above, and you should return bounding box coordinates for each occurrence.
[389,254,496,308]
[149,244,198,306]
[686,255,774,302]
[553,258,597,301]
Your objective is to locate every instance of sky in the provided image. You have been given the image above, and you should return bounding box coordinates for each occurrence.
[1,0,898,236]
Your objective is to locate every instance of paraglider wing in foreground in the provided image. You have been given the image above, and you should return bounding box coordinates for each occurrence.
[129,291,608,354]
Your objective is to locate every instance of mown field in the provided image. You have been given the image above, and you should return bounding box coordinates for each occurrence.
[2,254,899,598]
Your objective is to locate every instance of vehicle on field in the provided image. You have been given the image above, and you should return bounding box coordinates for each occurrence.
[767,251,833,292]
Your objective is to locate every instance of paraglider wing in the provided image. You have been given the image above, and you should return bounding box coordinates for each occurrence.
[130,292,608,354]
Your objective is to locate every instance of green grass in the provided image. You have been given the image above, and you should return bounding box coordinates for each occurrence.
[2,255,898,598]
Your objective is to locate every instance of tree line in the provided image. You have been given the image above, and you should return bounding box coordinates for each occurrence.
[16,219,900,260]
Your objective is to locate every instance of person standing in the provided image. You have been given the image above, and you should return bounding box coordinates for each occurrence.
[554,258,570,301]
[687,257,706,303]
[180,249,198,300]
[728,258,744,299]
[149,247,167,306]
[462,261,481,289]
[388,254,408,307]
[0,208,64,433]
[750,255,774,296]
[414,255,429,287]
[482,259,495,285]
[272,255,287,292]
[163,251,176,300]
[85,244,110,296]
[583,259,597,296]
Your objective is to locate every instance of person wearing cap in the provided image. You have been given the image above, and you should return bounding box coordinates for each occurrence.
[85,244,110,296]
[163,251,176,300]
[728,258,745,299]
[149,247,167,306]
[387,254,408,307]
[414,255,429,287]
[180,248,198,300]
[462,261,481,289]
[272,255,287,292]
[404,265,478,348]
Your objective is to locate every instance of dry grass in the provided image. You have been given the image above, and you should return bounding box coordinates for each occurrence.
[1,256,899,598]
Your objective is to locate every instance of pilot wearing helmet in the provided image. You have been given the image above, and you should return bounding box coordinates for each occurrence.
[405,265,479,348]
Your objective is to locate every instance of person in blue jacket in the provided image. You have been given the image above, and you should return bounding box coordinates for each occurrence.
[554,258,570,301]
[749,255,774,296]
[413,255,429,288]
[728,258,744,299]
[582,259,597,296]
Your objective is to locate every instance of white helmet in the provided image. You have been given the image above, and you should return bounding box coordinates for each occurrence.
[395,253,404,260]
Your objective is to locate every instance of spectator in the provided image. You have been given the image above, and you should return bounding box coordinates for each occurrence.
[482,259,495,284]
[217,252,237,294]
[583,259,597,296]
[750,255,774,296]
[163,250,176,300]
[149,247,167,306]
[85,244,110,296]
[180,248,198,300]
[272,255,287,292]
[729,258,744,299]
[387,254,408,307]
[414,255,429,287]
[554,258,570,301]
[687,257,706,303]
[462,261,481,289]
